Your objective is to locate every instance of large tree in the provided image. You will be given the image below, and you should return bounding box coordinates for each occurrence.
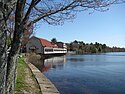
[0,0,17,94]
[0,0,125,94]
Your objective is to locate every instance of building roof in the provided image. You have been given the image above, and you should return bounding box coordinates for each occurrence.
[33,36,58,48]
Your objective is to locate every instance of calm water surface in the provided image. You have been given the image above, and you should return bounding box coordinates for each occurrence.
[32,52,125,94]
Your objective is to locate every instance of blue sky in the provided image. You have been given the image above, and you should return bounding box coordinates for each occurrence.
[35,4,125,47]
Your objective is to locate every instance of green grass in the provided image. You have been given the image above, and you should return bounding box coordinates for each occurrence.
[15,56,41,94]
[15,57,28,93]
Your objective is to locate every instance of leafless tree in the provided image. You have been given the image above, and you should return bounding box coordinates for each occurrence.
[7,16,33,49]
[0,0,125,94]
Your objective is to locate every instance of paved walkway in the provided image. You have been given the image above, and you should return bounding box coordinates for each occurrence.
[27,62,60,94]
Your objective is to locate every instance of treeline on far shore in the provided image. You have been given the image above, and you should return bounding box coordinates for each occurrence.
[66,40,125,54]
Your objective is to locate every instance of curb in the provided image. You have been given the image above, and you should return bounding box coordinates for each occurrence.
[27,62,60,94]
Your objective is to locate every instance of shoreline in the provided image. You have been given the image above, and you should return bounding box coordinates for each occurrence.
[26,60,60,94]
[67,51,125,55]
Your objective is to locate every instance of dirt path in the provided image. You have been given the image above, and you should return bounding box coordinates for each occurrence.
[15,57,41,94]
[24,67,41,94]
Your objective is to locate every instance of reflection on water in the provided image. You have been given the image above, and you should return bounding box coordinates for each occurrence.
[31,56,66,72]
[31,52,125,94]
[67,57,84,62]
[44,56,66,70]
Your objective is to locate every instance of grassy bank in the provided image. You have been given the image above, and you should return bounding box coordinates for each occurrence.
[15,57,41,94]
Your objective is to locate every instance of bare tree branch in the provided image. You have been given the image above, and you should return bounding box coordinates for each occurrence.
[29,0,125,25]
[23,0,41,23]
[32,0,77,23]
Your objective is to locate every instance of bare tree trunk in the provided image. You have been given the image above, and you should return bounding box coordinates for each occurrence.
[0,27,8,94]
[0,0,17,94]
[0,1,8,93]
[0,24,21,94]
[0,11,8,93]
[6,54,19,94]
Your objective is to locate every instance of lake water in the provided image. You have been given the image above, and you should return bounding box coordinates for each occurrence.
[32,52,125,94]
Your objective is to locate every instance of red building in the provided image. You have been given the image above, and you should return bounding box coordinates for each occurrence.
[26,36,67,54]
